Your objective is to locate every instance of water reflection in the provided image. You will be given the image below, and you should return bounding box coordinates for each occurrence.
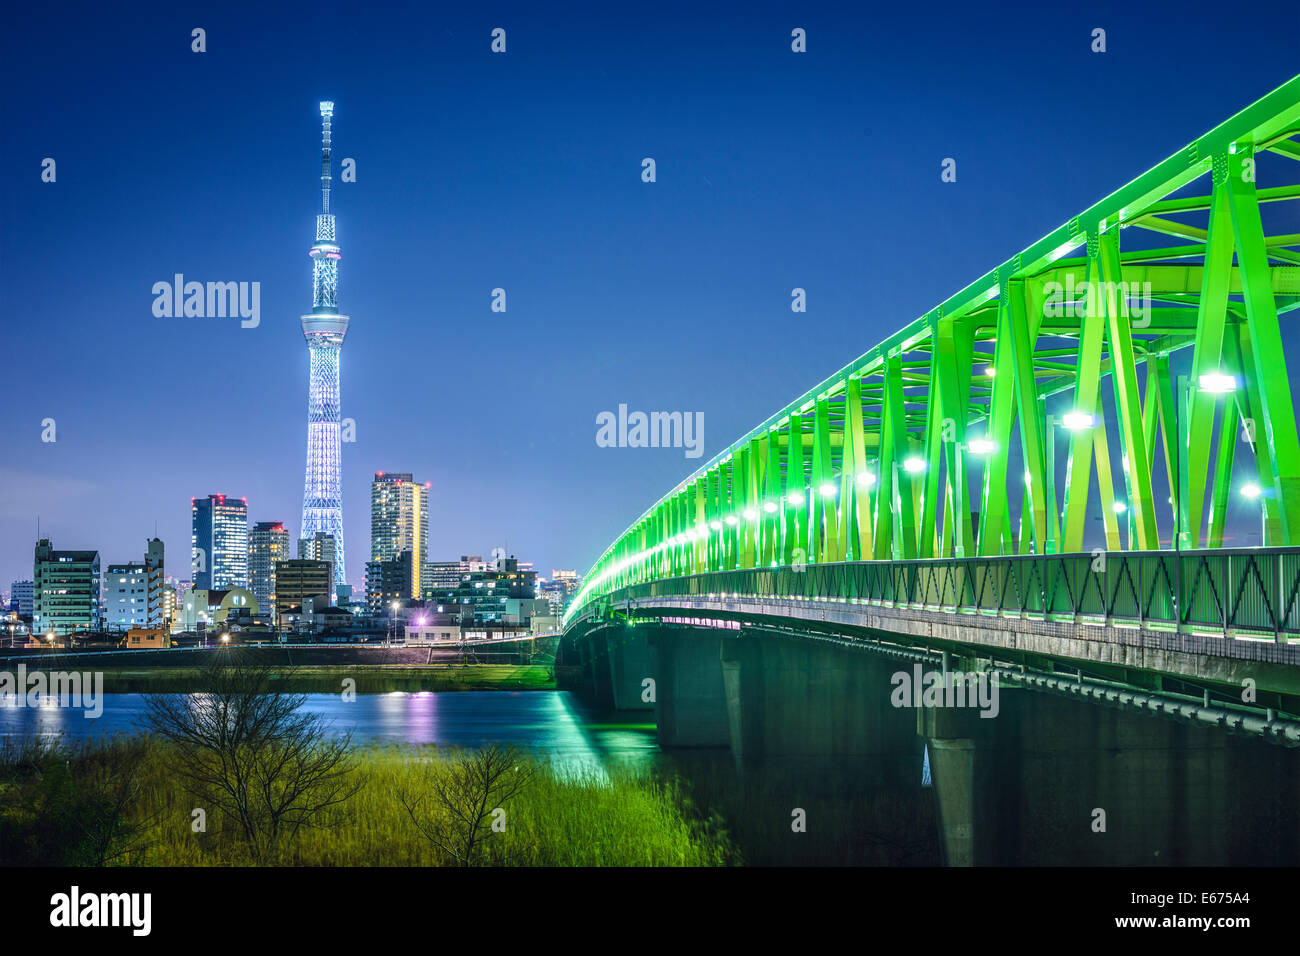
[0,690,659,779]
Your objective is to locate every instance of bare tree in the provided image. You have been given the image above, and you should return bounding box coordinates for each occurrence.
[399,744,535,865]
[73,737,158,865]
[144,651,359,862]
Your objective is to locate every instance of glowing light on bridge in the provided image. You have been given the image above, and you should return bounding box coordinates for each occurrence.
[1198,372,1238,394]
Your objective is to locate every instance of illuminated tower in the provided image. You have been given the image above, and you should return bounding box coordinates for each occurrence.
[300,101,348,590]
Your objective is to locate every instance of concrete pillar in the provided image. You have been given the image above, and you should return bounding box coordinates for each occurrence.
[583,631,615,710]
[605,627,656,711]
[650,627,730,748]
[719,631,921,785]
[923,685,1300,865]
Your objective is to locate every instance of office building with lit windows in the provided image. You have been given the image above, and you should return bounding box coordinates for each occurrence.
[192,495,248,590]
[370,472,428,597]
[33,539,101,636]
[249,521,291,614]
[274,559,332,627]
[297,531,338,589]
[366,551,413,610]
[9,580,34,617]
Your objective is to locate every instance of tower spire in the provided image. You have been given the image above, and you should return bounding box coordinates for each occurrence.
[319,100,333,215]
[300,100,348,592]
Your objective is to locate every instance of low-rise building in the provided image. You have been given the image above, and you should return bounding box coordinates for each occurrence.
[122,628,168,650]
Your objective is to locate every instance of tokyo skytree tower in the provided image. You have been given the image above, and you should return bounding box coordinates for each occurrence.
[300,101,348,589]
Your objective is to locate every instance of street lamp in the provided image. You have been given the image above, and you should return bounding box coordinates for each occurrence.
[1170,370,1242,631]
[1060,411,1096,432]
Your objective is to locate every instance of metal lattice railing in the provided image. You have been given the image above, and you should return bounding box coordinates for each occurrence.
[581,548,1300,642]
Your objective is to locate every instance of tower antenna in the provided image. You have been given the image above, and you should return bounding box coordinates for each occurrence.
[299,101,349,592]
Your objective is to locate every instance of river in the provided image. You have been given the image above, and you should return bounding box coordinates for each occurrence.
[0,689,939,865]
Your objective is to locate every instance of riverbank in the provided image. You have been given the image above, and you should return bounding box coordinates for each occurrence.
[0,735,734,866]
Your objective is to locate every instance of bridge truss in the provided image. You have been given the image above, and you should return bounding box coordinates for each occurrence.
[567,76,1300,628]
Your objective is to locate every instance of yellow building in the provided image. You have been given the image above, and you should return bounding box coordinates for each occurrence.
[123,628,169,649]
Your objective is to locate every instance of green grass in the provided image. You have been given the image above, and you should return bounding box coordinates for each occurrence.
[0,736,735,867]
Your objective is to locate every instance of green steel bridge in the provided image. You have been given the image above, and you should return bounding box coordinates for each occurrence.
[562,76,1300,720]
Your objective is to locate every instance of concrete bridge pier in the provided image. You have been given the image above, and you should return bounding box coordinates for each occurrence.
[603,626,656,711]
[922,687,1300,866]
[649,627,731,747]
[555,628,608,706]
[720,631,921,786]
[558,625,658,711]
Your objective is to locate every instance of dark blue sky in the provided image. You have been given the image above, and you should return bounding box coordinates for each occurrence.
[1,0,1296,590]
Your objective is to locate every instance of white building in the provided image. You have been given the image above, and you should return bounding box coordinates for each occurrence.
[106,563,150,632]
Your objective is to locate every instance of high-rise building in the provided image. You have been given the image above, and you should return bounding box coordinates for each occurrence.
[192,495,248,590]
[300,101,349,593]
[249,522,291,613]
[146,537,165,631]
[298,531,338,603]
[370,473,428,597]
[106,563,150,632]
[33,539,100,636]
[298,531,337,571]
[366,552,412,611]
[274,559,332,628]
[9,580,34,617]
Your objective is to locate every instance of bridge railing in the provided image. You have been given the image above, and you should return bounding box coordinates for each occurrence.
[588,548,1300,641]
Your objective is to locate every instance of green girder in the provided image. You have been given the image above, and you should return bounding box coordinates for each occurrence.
[566,75,1300,626]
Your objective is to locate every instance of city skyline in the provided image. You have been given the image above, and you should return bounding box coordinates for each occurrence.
[2,2,1296,592]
